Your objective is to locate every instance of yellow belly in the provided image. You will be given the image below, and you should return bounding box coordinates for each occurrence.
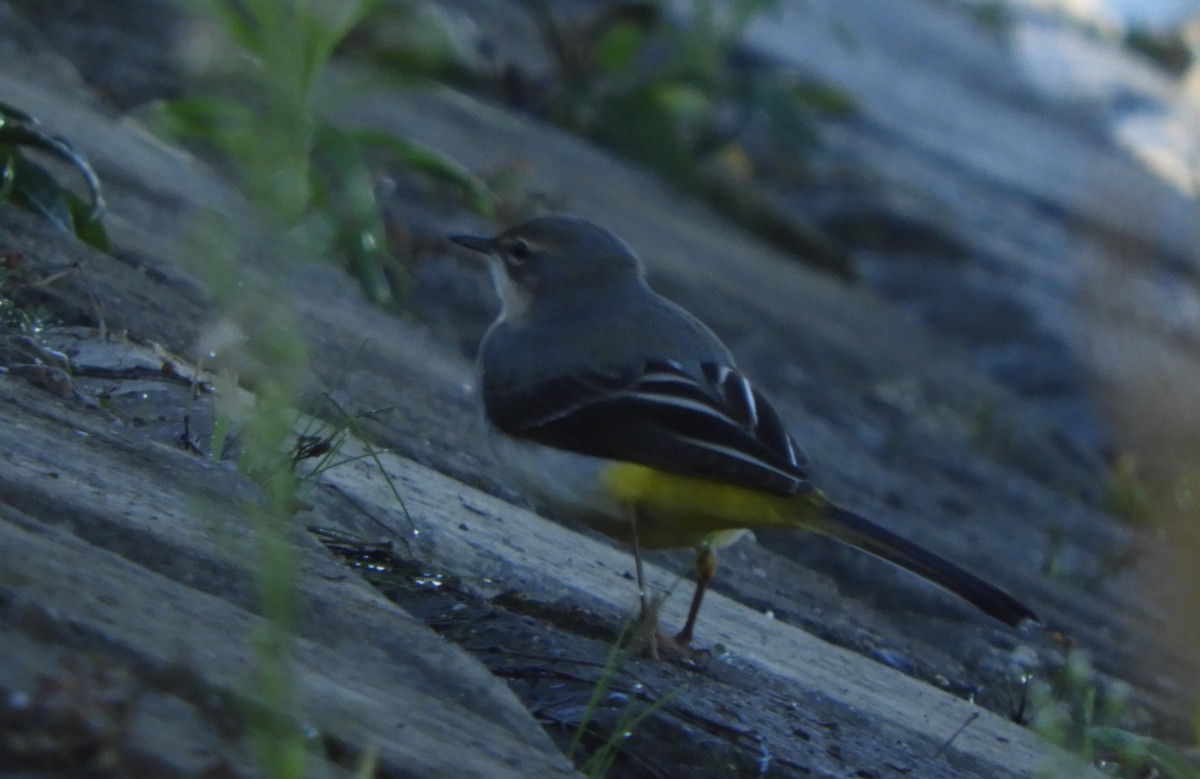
[489,430,827,551]
[599,461,827,550]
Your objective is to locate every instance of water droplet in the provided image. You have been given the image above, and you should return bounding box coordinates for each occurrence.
[413,572,445,590]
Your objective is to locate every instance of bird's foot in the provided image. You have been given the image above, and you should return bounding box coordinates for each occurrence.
[629,616,710,668]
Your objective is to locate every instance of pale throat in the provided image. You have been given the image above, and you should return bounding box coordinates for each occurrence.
[491,262,535,322]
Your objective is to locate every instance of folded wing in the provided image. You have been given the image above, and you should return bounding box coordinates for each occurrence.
[485,359,810,494]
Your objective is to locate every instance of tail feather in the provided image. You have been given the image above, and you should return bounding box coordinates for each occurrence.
[820,505,1038,627]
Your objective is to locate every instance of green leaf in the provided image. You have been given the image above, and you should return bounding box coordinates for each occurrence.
[65,190,110,251]
[9,154,78,234]
[1088,726,1200,779]
[351,1,480,78]
[0,103,108,245]
[790,81,856,115]
[655,82,711,124]
[298,0,377,88]
[204,0,266,55]
[140,96,256,149]
[591,87,699,188]
[0,119,105,223]
[593,21,646,74]
[348,128,494,217]
[311,125,395,305]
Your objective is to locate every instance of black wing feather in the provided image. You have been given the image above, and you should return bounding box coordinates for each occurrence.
[485,359,810,494]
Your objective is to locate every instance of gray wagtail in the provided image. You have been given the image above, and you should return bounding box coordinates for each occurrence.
[449,215,1037,652]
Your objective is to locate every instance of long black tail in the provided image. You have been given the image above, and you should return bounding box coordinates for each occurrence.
[820,505,1039,627]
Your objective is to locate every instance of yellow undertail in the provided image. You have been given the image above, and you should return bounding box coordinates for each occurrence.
[600,461,1037,627]
[600,461,831,550]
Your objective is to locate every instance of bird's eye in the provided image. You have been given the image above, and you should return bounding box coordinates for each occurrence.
[510,239,532,262]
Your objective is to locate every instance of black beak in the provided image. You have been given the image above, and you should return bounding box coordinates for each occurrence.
[448,233,493,254]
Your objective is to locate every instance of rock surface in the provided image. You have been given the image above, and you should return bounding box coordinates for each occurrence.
[1,1,1197,777]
